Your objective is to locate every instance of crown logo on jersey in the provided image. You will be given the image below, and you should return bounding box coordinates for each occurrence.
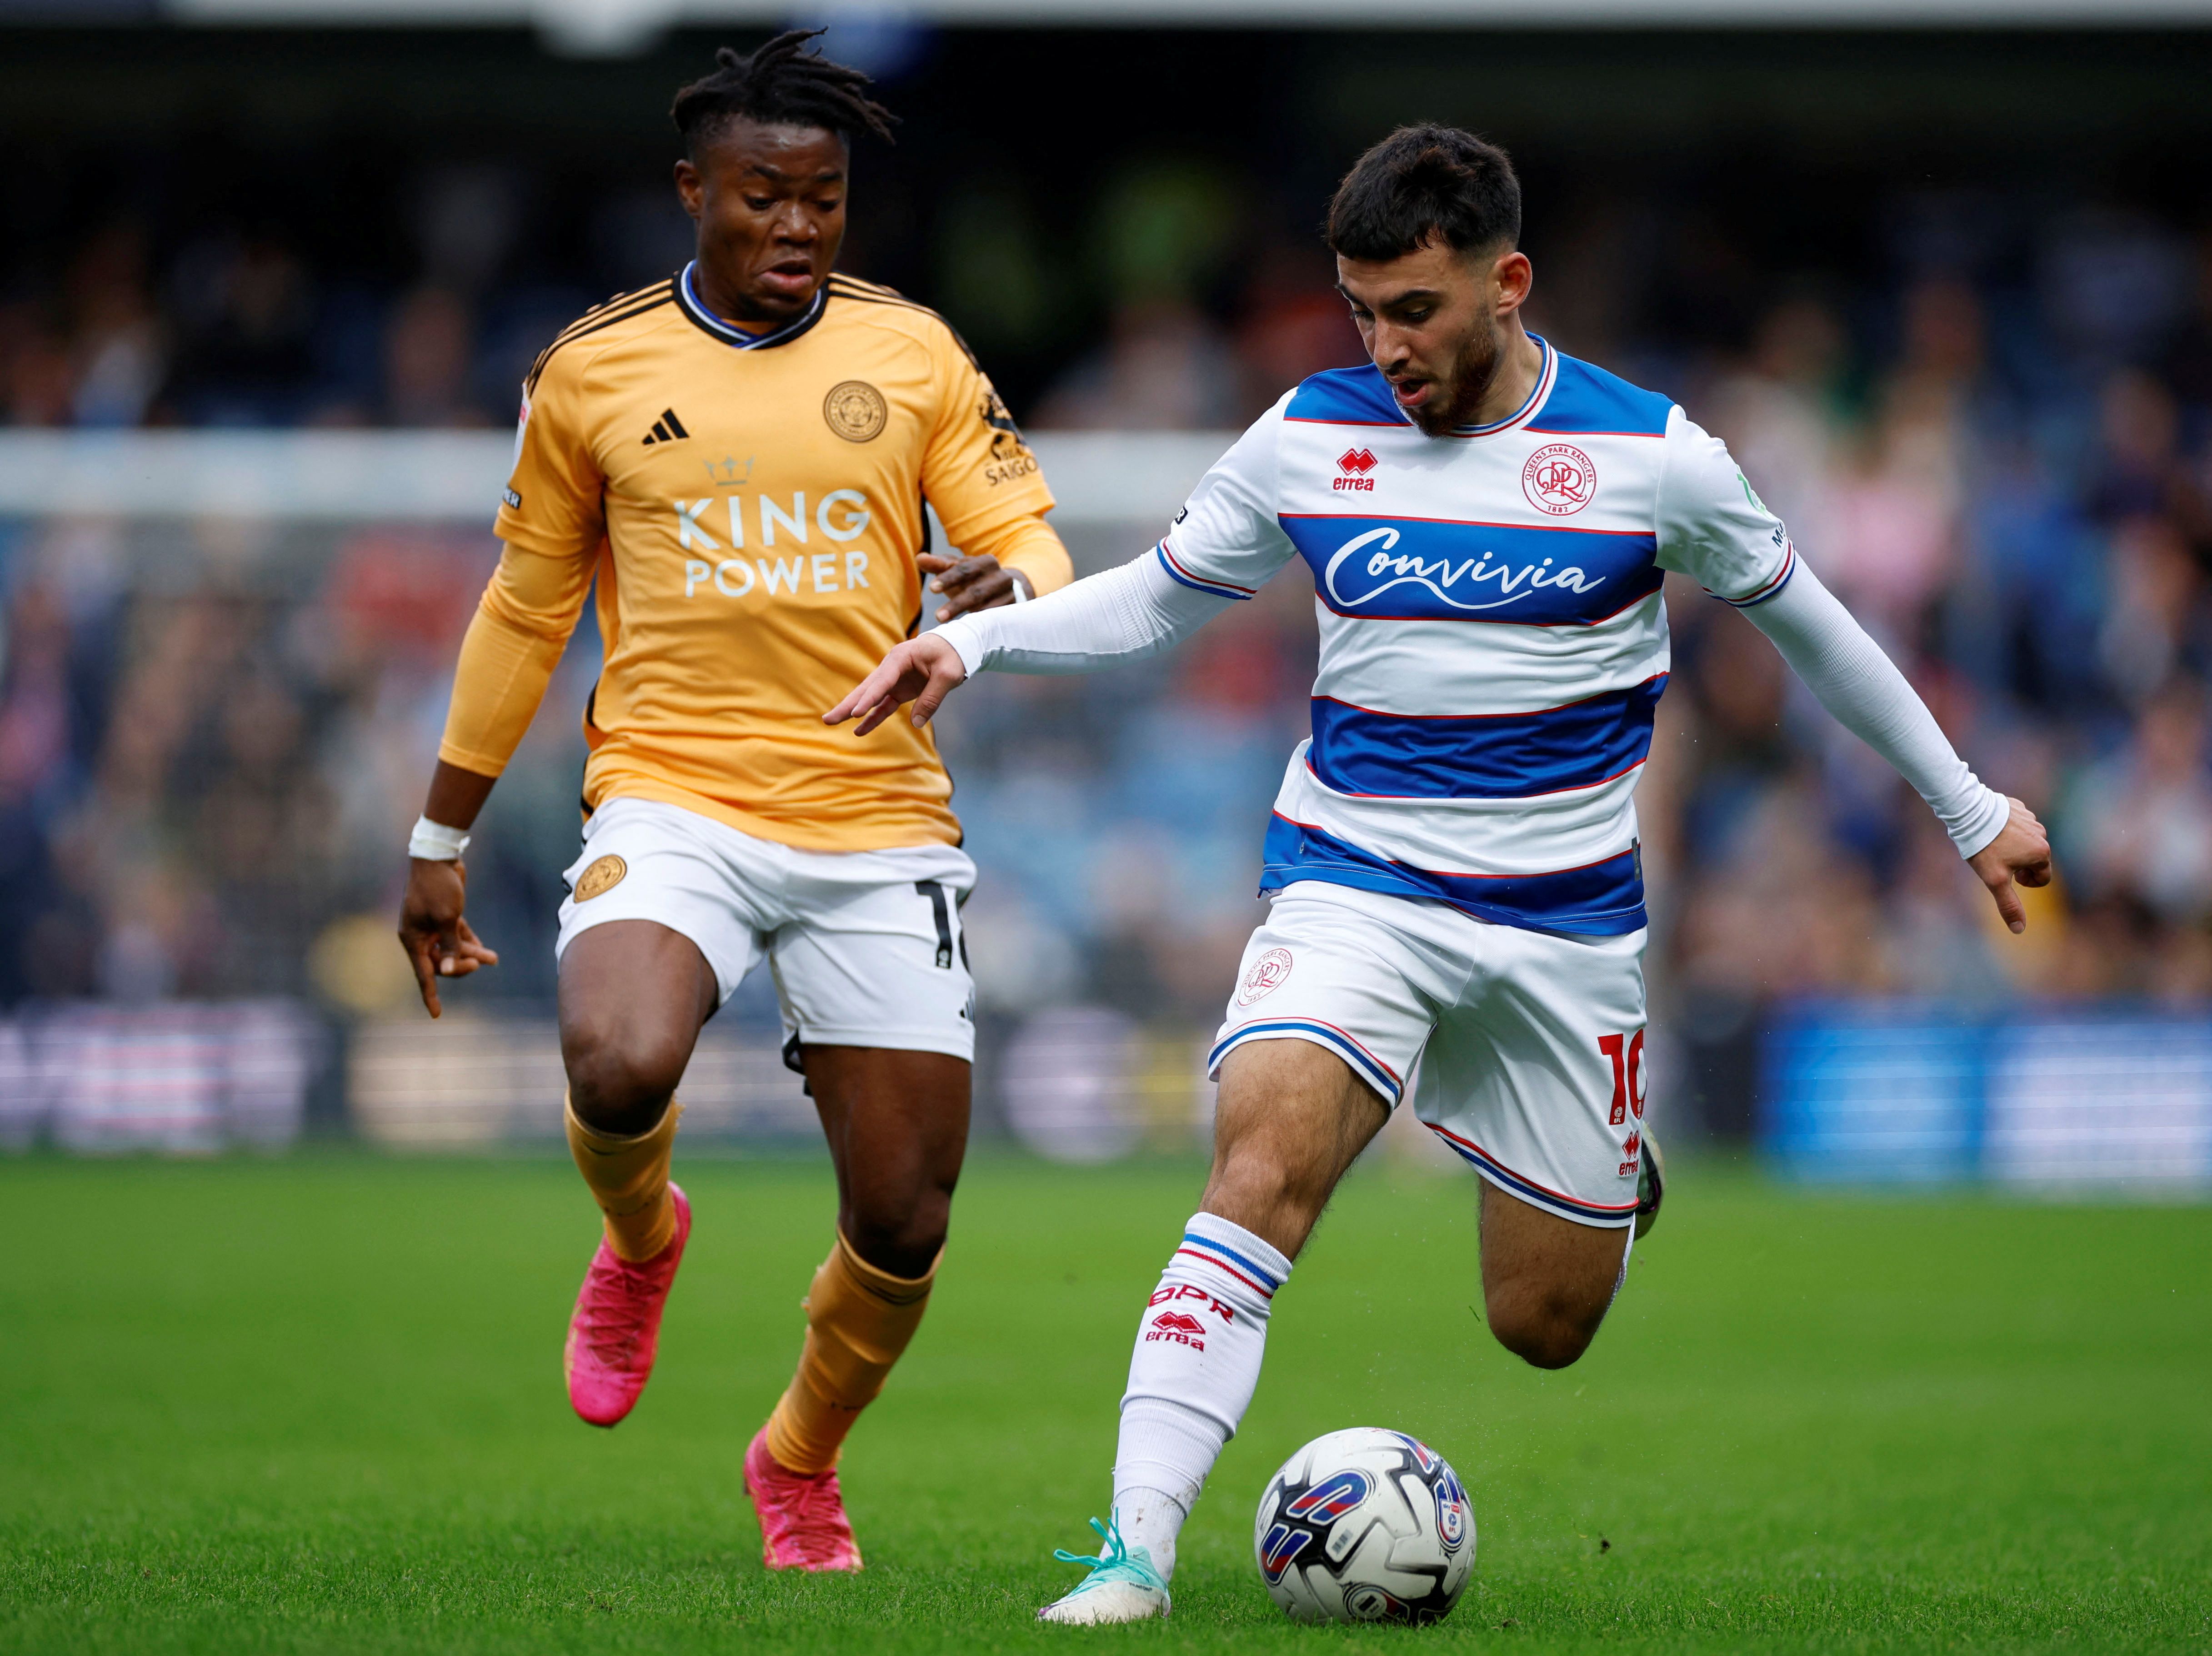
[642,407,690,446]
[1337,447,1377,475]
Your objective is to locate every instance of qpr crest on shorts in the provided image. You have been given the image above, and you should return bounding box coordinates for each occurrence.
[1237,946,1294,1007]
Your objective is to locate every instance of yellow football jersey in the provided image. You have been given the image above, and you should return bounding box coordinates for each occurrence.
[440,268,1068,853]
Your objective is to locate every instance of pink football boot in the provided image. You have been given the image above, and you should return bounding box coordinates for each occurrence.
[744,1425,864,1571]
[563,1184,691,1428]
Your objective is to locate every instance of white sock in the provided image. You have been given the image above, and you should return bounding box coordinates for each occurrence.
[1111,1211,1292,1582]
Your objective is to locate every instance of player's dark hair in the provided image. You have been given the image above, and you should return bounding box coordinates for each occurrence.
[1326,125,1521,263]
[670,30,897,157]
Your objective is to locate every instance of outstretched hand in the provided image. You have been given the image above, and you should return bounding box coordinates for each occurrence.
[396,857,500,1018]
[1968,796,2053,935]
[825,632,970,737]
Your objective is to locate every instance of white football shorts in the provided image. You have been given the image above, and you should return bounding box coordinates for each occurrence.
[556,798,977,1063]
[1210,881,1650,1228]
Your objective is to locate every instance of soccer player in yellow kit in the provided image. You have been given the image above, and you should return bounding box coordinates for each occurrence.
[393,32,1070,1571]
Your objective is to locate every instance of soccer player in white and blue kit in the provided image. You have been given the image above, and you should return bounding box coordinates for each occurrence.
[830,126,2054,1623]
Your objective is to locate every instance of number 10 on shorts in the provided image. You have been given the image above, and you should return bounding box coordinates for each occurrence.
[1598,1031,1647,1127]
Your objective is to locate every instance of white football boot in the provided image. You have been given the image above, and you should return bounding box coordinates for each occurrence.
[1037,1515,1171,1625]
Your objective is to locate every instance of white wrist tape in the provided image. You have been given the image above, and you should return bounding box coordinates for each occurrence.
[409,816,472,861]
[1011,572,1032,603]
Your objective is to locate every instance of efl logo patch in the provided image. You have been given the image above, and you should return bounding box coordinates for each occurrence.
[1435,1464,1471,1552]
[1522,443,1596,516]
[573,854,627,902]
[1237,946,1293,1007]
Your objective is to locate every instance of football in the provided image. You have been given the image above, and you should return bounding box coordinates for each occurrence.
[1252,1427,1475,1625]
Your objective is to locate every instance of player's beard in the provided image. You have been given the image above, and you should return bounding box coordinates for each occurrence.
[1412,311,1505,437]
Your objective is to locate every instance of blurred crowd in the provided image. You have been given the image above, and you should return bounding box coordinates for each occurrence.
[0,161,1357,435]
[6,163,2212,1130]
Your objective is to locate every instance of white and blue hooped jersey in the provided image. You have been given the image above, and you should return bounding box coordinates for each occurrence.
[1156,336,1796,937]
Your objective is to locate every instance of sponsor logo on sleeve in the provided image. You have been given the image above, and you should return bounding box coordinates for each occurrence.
[979,385,1039,485]
[502,486,523,511]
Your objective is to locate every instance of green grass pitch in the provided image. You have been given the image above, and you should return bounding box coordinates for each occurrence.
[2,1150,2208,1653]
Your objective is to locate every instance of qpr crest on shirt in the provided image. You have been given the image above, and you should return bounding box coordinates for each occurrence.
[1521,443,1596,515]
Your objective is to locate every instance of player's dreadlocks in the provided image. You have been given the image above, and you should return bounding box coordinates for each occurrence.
[1326,125,1520,263]
[671,30,898,158]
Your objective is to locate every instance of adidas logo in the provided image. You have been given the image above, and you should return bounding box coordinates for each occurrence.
[642,407,690,446]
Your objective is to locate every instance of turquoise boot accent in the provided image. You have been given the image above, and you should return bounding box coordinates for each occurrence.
[1046,1513,1171,1615]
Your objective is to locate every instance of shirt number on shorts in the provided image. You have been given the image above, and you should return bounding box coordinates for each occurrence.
[1598,1030,1647,1127]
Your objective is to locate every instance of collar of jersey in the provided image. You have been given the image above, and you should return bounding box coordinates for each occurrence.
[1445,333,1556,438]
[675,261,828,351]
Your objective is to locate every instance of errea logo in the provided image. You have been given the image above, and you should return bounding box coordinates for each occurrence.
[1334,447,1377,493]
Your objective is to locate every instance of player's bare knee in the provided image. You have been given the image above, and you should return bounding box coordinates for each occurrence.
[1490,1310,1597,1370]
[844,1205,948,1279]
[1484,1283,1603,1370]
[563,1028,684,1135]
[1204,1141,1324,1243]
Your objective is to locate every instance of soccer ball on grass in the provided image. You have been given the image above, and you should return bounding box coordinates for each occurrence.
[1252,1426,1474,1625]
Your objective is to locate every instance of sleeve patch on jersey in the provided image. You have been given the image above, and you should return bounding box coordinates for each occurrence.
[502,486,523,511]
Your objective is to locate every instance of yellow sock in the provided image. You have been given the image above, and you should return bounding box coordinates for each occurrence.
[564,1094,682,1262]
[765,1231,938,1474]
